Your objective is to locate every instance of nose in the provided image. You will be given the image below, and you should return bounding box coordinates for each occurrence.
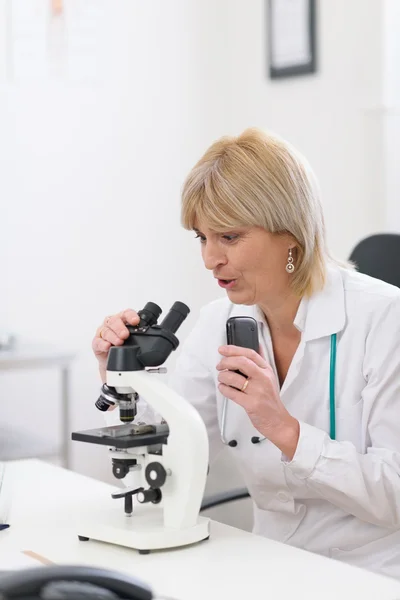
[202,240,227,271]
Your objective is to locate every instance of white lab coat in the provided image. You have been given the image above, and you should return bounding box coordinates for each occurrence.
[167,265,400,580]
[108,265,400,579]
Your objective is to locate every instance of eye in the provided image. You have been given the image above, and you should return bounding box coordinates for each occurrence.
[194,233,206,244]
[222,234,239,243]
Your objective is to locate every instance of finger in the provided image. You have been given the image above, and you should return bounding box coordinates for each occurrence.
[106,314,134,341]
[97,325,125,347]
[96,307,139,349]
[99,308,139,345]
[258,344,266,360]
[218,369,247,391]
[218,382,247,407]
[92,336,112,356]
[216,356,259,378]
[219,345,268,369]
[120,309,140,326]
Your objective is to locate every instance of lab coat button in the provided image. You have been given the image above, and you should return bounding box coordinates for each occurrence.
[277,491,290,503]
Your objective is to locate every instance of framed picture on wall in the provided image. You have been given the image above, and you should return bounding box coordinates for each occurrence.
[268,0,317,79]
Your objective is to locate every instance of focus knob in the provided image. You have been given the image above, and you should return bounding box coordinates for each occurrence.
[145,462,167,489]
[137,488,162,504]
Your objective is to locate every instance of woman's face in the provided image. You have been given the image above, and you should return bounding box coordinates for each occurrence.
[194,220,295,306]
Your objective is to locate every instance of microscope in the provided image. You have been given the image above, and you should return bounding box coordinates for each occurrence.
[71,301,210,554]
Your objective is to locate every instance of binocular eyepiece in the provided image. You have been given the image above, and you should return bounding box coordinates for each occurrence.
[136,301,189,333]
[95,301,190,422]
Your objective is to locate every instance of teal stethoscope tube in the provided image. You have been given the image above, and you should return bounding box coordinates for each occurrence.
[329,333,337,441]
[220,333,337,444]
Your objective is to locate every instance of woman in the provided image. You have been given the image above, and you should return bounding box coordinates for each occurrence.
[92,128,400,579]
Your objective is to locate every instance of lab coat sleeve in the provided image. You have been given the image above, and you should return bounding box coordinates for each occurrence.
[284,295,400,528]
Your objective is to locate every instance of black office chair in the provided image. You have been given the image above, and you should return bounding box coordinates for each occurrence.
[201,233,400,513]
[201,487,250,511]
[348,233,400,287]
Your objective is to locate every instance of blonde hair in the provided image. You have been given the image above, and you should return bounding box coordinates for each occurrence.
[181,127,350,297]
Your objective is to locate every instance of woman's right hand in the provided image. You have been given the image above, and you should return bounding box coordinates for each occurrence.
[92,309,140,381]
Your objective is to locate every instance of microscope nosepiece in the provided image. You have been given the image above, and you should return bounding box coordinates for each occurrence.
[95,384,138,423]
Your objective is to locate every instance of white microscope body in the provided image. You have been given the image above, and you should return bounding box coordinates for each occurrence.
[72,302,210,554]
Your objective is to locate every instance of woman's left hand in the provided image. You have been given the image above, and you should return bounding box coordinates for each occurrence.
[217,345,300,459]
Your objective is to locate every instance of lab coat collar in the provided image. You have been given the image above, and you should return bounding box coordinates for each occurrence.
[229,265,345,342]
[303,265,345,341]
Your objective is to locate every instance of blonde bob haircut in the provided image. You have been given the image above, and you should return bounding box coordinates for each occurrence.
[181,128,347,298]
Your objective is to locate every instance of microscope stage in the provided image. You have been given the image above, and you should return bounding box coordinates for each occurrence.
[72,427,168,449]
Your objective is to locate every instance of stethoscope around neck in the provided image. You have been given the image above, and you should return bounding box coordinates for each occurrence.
[220,333,338,446]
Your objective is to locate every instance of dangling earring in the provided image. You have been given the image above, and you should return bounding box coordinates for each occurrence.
[286,248,295,273]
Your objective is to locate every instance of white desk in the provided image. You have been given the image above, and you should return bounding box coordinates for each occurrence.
[1,460,400,600]
[0,345,75,468]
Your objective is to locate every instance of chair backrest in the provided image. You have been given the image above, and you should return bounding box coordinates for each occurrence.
[348,233,400,288]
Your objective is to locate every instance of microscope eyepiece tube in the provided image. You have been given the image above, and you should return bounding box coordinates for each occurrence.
[138,302,162,327]
[159,301,190,334]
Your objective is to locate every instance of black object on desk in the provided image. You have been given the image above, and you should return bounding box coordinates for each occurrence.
[0,565,153,599]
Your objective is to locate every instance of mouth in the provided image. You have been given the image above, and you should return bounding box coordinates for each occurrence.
[217,279,237,290]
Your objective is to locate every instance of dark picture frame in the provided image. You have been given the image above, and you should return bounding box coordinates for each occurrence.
[268,0,317,79]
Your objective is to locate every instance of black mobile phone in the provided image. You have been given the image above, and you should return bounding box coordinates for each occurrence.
[226,317,260,384]
[226,316,259,352]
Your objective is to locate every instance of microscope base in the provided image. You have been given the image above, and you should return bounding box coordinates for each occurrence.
[77,505,210,553]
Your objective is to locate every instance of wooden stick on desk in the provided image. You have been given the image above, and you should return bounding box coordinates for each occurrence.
[22,550,54,566]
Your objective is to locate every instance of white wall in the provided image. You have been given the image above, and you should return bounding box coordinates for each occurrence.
[207,0,387,259]
[382,0,400,228]
[1,0,397,531]
[0,0,225,480]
